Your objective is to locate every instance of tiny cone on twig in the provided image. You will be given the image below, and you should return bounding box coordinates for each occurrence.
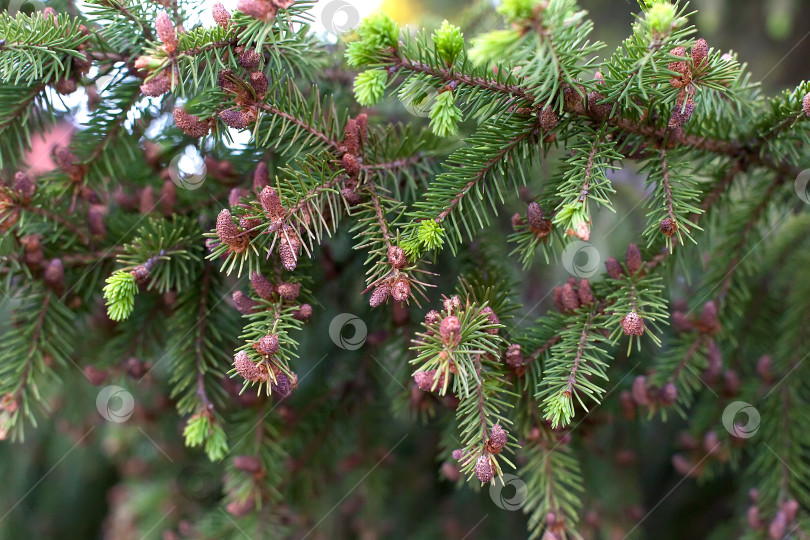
[155,11,178,54]
[622,312,645,336]
[440,315,461,347]
[486,423,508,454]
[625,244,643,275]
[691,38,709,72]
[475,453,494,483]
[369,283,391,307]
[173,108,209,138]
[387,246,407,268]
[526,202,552,238]
[605,257,623,279]
[234,351,267,382]
[659,218,677,237]
[212,3,231,27]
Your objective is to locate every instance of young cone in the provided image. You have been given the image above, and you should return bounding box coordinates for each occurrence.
[475,454,494,483]
[155,12,178,54]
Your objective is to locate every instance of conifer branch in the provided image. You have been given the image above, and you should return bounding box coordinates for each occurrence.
[0,287,74,441]
[365,181,392,249]
[382,40,801,186]
[260,103,341,152]
[716,175,784,298]
[360,154,424,172]
[660,150,678,225]
[24,205,91,245]
[437,119,541,224]
[193,262,216,412]
[2,1,810,536]
[104,0,155,41]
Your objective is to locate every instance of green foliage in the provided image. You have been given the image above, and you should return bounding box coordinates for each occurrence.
[552,125,620,234]
[402,219,446,256]
[353,68,388,106]
[521,432,584,538]
[1,0,810,538]
[183,413,229,461]
[357,11,400,49]
[605,272,669,350]
[601,1,695,117]
[116,216,203,292]
[0,84,49,169]
[432,20,464,66]
[0,11,90,86]
[103,270,138,322]
[234,294,307,397]
[641,148,703,249]
[537,306,612,428]
[468,28,523,65]
[497,0,541,22]
[345,12,399,68]
[411,294,515,479]
[428,90,462,137]
[0,287,75,440]
[643,1,680,35]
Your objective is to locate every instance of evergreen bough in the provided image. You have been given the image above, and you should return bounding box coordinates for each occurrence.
[1,0,809,537]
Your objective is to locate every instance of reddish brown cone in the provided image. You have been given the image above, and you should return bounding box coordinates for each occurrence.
[250,272,276,300]
[659,218,678,237]
[277,282,301,301]
[219,109,252,130]
[387,246,407,268]
[232,291,258,314]
[239,49,261,69]
[440,316,461,346]
[155,12,178,54]
[605,257,623,279]
[253,334,279,356]
[278,234,300,271]
[216,209,249,252]
[489,424,507,452]
[622,312,645,336]
[260,186,284,219]
[140,73,172,97]
[391,278,411,302]
[475,454,494,483]
[691,38,709,72]
[212,3,231,27]
[369,283,391,307]
[504,344,523,368]
[234,351,267,382]
[173,108,209,138]
[238,0,276,20]
[413,369,444,392]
